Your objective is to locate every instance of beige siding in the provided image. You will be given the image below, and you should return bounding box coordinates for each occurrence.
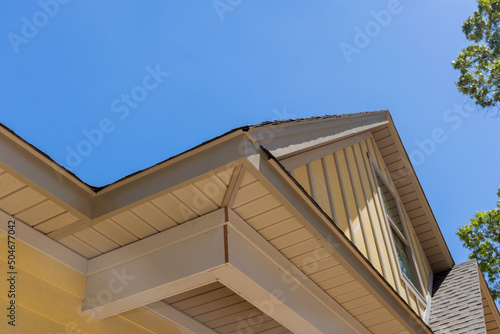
[291,134,432,318]
[323,155,351,239]
[336,149,369,258]
[0,231,187,333]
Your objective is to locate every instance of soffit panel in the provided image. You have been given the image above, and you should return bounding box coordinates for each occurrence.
[479,269,500,334]
[370,125,452,272]
[49,167,235,259]
[163,282,293,334]
[0,169,84,235]
[230,168,413,334]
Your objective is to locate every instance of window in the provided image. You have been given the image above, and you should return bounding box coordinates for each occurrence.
[374,169,422,294]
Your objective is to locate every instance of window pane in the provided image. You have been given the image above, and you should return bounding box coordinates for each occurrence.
[393,231,419,289]
[376,174,404,234]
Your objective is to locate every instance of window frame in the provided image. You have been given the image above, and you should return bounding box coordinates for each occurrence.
[370,159,426,301]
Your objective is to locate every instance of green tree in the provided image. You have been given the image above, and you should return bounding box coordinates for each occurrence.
[457,187,500,301]
[452,0,500,108]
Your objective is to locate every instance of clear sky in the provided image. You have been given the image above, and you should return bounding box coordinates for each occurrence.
[1,0,498,267]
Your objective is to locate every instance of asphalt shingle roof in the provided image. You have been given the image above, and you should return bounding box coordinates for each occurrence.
[428,260,486,334]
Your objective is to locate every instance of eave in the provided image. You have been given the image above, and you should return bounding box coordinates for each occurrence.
[0,111,457,333]
[245,111,455,272]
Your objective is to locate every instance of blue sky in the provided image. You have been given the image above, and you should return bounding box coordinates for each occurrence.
[1,0,498,267]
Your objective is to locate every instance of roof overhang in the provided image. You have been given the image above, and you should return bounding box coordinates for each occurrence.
[0,111,455,332]
[0,112,456,273]
[245,111,454,272]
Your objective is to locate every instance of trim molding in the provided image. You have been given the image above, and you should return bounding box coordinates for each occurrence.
[0,209,87,274]
[83,207,368,333]
[280,131,371,170]
[242,146,433,334]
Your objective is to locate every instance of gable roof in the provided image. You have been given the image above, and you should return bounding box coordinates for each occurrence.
[0,111,453,272]
[244,111,454,272]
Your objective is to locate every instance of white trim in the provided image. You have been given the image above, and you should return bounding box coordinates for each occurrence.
[0,130,95,222]
[48,220,91,240]
[0,209,87,274]
[280,131,372,171]
[87,209,226,276]
[423,272,434,324]
[92,136,247,220]
[145,301,218,334]
[83,221,226,319]
[83,206,370,333]
[0,111,453,271]
[249,112,389,160]
[221,164,244,207]
[370,160,427,302]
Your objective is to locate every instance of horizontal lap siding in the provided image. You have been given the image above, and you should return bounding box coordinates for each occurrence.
[291,135,431,317]
[0,230,186,334]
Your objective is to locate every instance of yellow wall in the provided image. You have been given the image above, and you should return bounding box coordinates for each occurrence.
[0,231,187,334]
[291,135,431,318]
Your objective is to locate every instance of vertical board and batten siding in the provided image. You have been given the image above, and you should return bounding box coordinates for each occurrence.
[0,231,188,333]
[289,134,432,318]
